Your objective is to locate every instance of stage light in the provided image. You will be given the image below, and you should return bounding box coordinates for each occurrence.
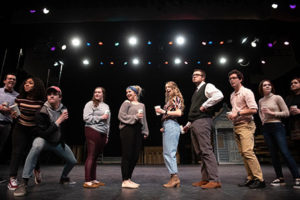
[251,38,259,47]
[219,41,224,45]
[86,42,91,46]
[132,58,139,65]
[110,61,114,65]
[98,41,104,46]
[261,60,266,64]
[115,42,120,47]
[29,10,36,13]
[202,41,207,46]
[71,38,81,47]
[175,36,185,46]
[82,59,89,65]
[290,4,296,9]
[100,61,104,65]
[50,46,55,51]
[184,61,188,65]
[208,41,213,45]
[123,61,128,65]
[147,41,152,45]
[237,58,244,63]
[61,45,67,50]
[174,58,181,65]
[268,43,273,48]
[148,61,152,65]
[168,41,173,45]
[53,62,59,67]
[237,58,249,66]
[241,37,248,44]
[43,8,50,14]
[128,36,138,46]
[271,3,278,9]
[197,61,201,64]
[219,57,227,64]
[164,61,169,65]
[207,61,212,65]
[284,41,290,45]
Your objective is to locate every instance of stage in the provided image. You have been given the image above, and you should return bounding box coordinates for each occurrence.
[0,164,300,200]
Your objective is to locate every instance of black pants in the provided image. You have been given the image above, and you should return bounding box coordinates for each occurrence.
[120,123,142,181]
[9,123,40,177]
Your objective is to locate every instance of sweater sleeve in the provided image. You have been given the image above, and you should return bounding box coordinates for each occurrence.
[274,95,290,118]
[106,105,111,137]
[258,99,265,122]
[118,100,137,125]
[35,112,58,139]
[141,104,149,136]
[83,101,102,124]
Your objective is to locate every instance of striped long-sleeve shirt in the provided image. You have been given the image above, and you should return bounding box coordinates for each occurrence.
[16,97,44,127]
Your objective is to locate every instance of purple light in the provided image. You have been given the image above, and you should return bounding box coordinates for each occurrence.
[268,43,273,48]
[290,4,296,9]
[29,10,36,13]
[50,47,56,51]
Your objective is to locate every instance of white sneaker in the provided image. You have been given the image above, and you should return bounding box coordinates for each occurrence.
[122,180,138,189]
[270,178,286,186]
[129,179,140,187]
[294,178,300,189]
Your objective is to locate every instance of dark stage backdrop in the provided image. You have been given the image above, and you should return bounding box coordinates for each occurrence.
[1,20,299,160]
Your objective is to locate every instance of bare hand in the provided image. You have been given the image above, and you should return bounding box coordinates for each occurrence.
[0,105,11,114]
[227,113,238,121]
[155,108,166,114]
[160,128,164,133]
[102,114,109,120]
[290,107,300,115]
[136,113,144,119]
[56,111,68,125]
[200,106,206,112]
[183,126,189,133]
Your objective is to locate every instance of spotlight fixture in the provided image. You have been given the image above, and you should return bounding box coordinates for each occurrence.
[50,46,55,51]
[43,8,50,14]
[148,61,152,65]
[219,57,227,65]
[251,38,259,47]
[174,58,182,65]
[29,10,36,13]
[114,42,120,47]
[132,58,139,65]
[128,36,138,46]
[98,41,104,46]
[147,41,152,45]
[290,4,296,9]
[284,41,290,46]
[271,3,278,9]
[71,38,81,47]
[82,59,89,65]
[175,36,185,46]
[241,37,248,44]
[61,45,67,50]
[86,42,91,46]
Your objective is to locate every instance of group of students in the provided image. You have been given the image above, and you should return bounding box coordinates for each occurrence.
[0,69,299,197]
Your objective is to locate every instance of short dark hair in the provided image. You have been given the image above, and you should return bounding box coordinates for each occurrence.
[228,69,244,81]
[4,73,16,80]
[258,79,275,97]
[193,69,206,78]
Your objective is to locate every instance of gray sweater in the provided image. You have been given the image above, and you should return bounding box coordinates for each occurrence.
[118,100,149,136]
[83,101,110,136]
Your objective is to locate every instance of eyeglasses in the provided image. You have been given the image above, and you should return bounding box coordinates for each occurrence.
[229,77,239,80]
[192,74,203,77]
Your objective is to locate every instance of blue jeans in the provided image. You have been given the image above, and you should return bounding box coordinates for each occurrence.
[22,137,77,179]
[163,120,180,174]
[263,123,300,179]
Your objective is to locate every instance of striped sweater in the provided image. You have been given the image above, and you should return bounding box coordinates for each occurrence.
[16,98,44,127]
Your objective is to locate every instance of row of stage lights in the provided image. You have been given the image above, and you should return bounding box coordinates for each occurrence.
[29,2,297,15]
[49,36,290,52]
[53,56,259,67]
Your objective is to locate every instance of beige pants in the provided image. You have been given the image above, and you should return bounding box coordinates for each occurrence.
[234,121,264,181]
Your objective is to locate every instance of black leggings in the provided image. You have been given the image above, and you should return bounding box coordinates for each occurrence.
[9,123,40,177]
[120,123,142,181]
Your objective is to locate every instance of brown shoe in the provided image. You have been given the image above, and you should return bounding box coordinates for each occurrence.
[200,181,221,189]
[163,174,180,188]
[83,182,99,188]
[92,180,105,186]
[192,181,209,187]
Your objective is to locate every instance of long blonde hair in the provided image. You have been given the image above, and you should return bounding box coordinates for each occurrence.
[165,81,185,111]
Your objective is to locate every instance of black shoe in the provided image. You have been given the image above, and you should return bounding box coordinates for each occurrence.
[238,179,254,187]
[59,177,76,185]
[249,180,266,189]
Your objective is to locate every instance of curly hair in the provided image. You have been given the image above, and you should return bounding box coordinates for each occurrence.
[92,87,106,107]
[18,77,46,101]
[165,81,185,111]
